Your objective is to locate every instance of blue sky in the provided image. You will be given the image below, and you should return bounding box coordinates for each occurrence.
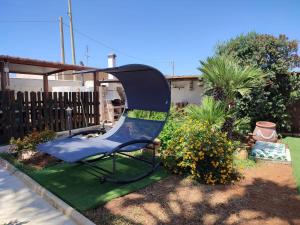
[1,0,299,75]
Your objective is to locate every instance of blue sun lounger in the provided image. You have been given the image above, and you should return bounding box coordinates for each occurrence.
[37,64,171,183]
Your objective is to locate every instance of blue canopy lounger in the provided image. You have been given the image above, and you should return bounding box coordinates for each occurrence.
[37,64,171,183]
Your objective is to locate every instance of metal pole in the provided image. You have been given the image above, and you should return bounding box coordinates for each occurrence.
[68,0,76,66]
[68,114,72,136]
[59,16,65,64]
[171,60,175,76]
[59,16,65,80]
[85,45,90,66]
[66,107,73,136]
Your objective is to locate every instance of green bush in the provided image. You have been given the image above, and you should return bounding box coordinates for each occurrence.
[232,116,252,138]
[159,107,184,150]
[10,130,56,156]
[161,119,240,185]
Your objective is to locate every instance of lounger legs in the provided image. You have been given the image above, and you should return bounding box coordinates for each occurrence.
[81,148,160,184]
[152,148,155,169]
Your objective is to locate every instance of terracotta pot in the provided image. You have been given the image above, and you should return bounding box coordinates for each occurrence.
[253,121,278,143]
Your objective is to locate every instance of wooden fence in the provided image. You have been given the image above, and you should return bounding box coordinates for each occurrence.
[288,100,300,133]
[0,91,100,143]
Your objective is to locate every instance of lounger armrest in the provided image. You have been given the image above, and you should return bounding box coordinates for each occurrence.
[112,139,154,153]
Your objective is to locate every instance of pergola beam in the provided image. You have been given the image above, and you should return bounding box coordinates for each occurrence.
[0,55,93,72]
[46,68,66,76]
[98,79,119,84]
[0,55,101,93]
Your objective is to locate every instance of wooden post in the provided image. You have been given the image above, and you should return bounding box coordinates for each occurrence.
[99,86,106,122]
[0,62,7,91]
[93,72,98,92]
[107,101,115,124]
[43,75,49,93]
[92,91,99,125]
[93,72,101,124]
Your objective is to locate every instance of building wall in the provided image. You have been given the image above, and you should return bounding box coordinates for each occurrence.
[8,76,204,105]
[9,78,82,92]
[170,80,204,105]
[15,74,55,80]
[10,72,108,92]
[15,72,108,82]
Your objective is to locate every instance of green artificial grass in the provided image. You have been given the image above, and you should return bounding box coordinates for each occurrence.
[233,158,256,170]
[283,137,300,193]
[0,153,168,211]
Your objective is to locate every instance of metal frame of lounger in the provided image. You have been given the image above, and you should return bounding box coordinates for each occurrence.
[67,108,170,184]
[38,64,171,184]
[80,139,158,184]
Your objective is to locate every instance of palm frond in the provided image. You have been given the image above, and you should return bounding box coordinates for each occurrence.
[185,96,226,128]
[199,55,265,104]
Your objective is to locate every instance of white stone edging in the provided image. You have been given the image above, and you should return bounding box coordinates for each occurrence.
[0,158,96,225]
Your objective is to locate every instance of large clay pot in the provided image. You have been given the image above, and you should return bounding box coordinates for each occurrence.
[253,121,278,143]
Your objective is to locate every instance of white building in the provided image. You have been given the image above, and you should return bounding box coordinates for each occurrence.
[167,75,204,105]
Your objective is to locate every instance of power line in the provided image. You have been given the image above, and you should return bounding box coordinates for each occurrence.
[1,18,175,71]
[62,22,171,64]
[0,19,58,23]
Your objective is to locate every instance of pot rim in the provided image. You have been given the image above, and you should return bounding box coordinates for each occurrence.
[255,121,276,129]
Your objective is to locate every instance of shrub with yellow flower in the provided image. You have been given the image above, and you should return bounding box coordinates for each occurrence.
[161,119,240,185]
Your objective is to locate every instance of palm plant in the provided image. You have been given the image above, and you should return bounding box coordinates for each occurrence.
[199,55,265,137]
[199,55,265,106]
[185,96,226,129]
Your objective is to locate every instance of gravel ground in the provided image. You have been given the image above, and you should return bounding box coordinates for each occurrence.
[86,162,300,225]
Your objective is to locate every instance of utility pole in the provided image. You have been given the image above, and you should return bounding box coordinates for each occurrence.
[171,60,175,76]
[59,16,65,64]
[68,0,76,65]
[58,16,66,80]
[85,45,90,66]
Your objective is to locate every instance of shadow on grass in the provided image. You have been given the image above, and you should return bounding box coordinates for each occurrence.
[0,153,168,212]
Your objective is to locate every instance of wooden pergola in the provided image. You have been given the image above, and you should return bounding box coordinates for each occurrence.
[0,55,100,92]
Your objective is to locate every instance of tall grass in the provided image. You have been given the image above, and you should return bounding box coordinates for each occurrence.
[128,110,166,121]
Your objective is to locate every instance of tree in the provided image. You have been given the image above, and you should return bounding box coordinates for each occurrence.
[216,33,300,131]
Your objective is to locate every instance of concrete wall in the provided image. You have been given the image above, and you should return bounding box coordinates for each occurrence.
[10,72,108,92]
[9,78,82,92]
[170,80,204,105]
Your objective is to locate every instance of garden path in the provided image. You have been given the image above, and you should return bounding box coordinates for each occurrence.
[0,167,76,225]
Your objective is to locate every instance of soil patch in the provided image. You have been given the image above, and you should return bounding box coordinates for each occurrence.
[85,162,300,225]
[22,152,59,169]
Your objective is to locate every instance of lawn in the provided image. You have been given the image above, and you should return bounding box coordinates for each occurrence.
[283,136,300,193]
[0,153,168,211]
